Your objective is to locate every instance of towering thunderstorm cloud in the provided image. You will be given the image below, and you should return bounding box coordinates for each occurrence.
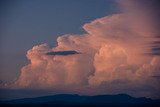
[4,0,160,99]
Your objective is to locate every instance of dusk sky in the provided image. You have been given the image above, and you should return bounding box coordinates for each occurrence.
[0,0,118,82]
[0,0,160,101]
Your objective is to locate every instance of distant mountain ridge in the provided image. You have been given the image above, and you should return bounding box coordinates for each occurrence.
[0,94,160,107]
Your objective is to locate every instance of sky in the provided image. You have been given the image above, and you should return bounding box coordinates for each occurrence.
[0,0,160,100]
[0,0,118,82]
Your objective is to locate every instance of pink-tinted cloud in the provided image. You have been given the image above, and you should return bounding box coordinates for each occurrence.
[3,0,160,99]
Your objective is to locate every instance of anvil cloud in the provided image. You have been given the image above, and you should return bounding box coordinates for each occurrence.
[5,0,160,99]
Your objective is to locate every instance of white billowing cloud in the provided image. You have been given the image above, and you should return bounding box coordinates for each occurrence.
[89,44,128,86]
[6,1,160,99]
[15,43,94,88]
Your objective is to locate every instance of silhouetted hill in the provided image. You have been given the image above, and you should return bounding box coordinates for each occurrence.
[0,94,160,107]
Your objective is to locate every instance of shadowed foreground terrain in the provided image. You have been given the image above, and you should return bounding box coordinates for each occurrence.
[0,94,160,107]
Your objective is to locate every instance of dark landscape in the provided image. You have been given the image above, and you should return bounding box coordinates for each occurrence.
[0,94,160,107]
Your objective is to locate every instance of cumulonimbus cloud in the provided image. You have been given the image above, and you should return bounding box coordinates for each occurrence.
[4,0,160,99]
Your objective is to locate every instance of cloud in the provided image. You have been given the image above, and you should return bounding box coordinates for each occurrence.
[3,0,160,99]
[118,0,160,56]
[46,50,80,56]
